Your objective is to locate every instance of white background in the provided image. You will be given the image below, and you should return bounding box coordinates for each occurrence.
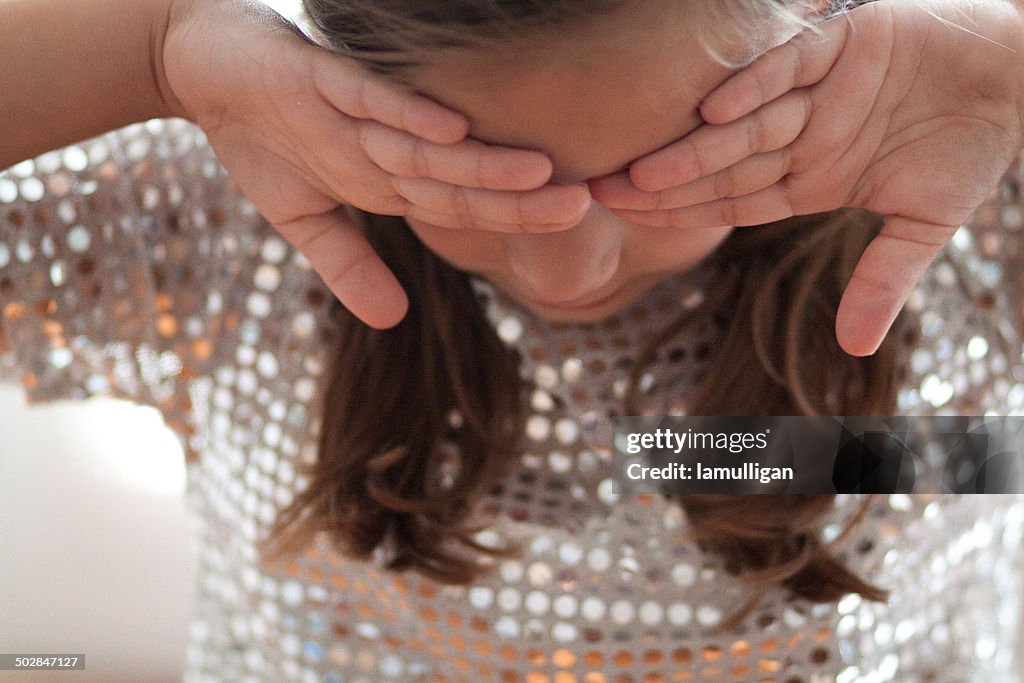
[0,384,195,682]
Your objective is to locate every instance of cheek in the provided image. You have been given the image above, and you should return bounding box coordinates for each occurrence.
[404,219,506,273]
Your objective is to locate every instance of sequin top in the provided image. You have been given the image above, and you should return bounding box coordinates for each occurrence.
[1,119,1023,683]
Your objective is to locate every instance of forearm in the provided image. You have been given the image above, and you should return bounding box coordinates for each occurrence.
[0,0,181,169]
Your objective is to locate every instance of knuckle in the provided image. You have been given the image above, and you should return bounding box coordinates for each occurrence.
[656,190,673,211]
[800,89,814,124]
[713,168,736,199]
[412,138,431,177]
[327,249,376,295]
[353,74,372,119]
[474,148,489,187]
[778,147,793,180]
[748,112,769,153]
[367,191,409,216]
[451,185,472,217]
[789,40,807,89]
[689,141,712,179]
[720,198,740,226]
[455,208,475,230]
[356,121,375,159]
[751,64,773,105]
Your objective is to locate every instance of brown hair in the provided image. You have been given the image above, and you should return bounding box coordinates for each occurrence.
[263,0,906,628]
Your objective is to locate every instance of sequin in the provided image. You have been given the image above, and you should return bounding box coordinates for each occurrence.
[586,548,611,572]
[15,238,34,263]
[498,588,522,611]
[667,602,693,626]
[61,146,89,172]
[293,377,316,402]
[531,389,555,412]
[525,591,551,614]
[910,348,934,374]
[968,336,990,360]
[47,347,72,368]
[561,358,583,383]
[246,292,272,318]
[580,597,606,621]
[3,118,1022,683]
[49,260,66,287]
[553,418,579,445]
[0,179,17,203]
[526,415,551,441]
[921,374,954,407]
[498,315,525,343]
[19,177,45,202]
[527,562,553,586]
[534,364,559,390]
[494,616,520,638]
[639,601,664,625]
[254,264,281,291]
[469,586,494,609]
[671,563,697,587]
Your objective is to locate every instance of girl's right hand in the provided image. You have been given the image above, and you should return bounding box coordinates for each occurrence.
[160,0,592,328]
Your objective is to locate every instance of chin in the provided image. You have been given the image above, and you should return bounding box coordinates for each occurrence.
[521,301,626,324]
[510,280,656,324]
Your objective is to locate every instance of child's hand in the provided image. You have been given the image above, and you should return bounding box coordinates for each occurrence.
[161,0,590,329]
[591,0,1024,356]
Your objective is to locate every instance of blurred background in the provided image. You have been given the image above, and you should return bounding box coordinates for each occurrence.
[0,383,195,682]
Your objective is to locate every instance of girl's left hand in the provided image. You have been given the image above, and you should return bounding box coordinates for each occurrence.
[590,0,1024,356]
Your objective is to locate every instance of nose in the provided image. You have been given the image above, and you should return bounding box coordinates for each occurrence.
[506,203,622,304]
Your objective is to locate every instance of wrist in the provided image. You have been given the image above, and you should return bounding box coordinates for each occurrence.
[155,0,304,125]
[150,0,193,121]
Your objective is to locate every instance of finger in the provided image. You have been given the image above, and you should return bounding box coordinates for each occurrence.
[312,49,469,145]
[835,216,959,357]
[593,149,792,210]
[404,205,585,234]
[275,206,409,328]
[698,19,848,125]
[357,120,553,190]
[609,185,796,229]
[630,89,810,191]
[588,172,653,208]
[391,176,592,227]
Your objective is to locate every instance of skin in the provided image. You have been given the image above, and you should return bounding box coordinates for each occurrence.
[400,2,773,323]
[592,0,1024,354]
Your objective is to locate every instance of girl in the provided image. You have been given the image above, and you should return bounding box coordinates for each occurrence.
[2,0,1023,681]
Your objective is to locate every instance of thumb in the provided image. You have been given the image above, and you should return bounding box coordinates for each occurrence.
[275,206,409,329]
[835,216,959,357]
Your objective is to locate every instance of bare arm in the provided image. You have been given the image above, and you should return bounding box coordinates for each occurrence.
[0,0,181,170]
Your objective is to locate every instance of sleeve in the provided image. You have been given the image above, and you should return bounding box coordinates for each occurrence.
[0,118,243,463]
